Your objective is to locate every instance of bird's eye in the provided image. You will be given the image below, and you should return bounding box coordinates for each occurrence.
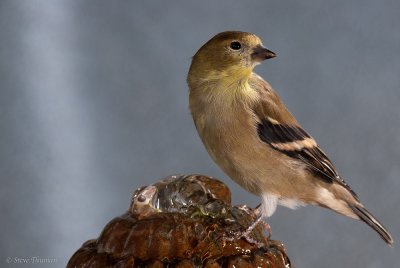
[230,41,241,50]
[137,195,147,202]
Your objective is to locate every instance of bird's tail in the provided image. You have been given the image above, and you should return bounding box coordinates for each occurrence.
[348,204,393,246]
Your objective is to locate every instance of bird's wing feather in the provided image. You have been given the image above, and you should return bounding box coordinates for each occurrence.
[249,74,358,199]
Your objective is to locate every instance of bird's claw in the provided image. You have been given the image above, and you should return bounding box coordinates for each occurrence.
[223,204,271,246]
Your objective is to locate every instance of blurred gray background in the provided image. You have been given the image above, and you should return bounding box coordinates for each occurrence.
[1,0,399,267]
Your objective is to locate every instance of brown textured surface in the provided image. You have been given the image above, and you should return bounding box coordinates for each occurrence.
[67,175,291,267]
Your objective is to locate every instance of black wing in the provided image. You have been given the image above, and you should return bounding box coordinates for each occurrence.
[257,117,358,199]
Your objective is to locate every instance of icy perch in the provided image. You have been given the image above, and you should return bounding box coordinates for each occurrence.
[67,175,291,267]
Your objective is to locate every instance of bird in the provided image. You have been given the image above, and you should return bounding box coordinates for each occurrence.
[187,31,393,245]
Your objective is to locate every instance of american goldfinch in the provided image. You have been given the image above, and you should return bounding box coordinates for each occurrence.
[187,31,393,245]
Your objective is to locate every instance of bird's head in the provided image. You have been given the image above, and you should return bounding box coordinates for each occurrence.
[188,31,276,83]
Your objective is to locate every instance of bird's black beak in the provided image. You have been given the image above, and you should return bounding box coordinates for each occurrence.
[251,45,276,61]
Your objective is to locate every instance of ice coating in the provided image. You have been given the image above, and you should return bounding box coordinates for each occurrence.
[130,175,267,245]
[130,174,232,216]
[68,175,291,268]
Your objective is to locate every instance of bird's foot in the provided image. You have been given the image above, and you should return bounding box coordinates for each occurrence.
[241,211,264,238]
[253,203,272,238]
[223,217,265,248]
[223,203,271,247]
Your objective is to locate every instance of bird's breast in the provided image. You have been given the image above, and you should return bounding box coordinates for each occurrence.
[193,101,271,191]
